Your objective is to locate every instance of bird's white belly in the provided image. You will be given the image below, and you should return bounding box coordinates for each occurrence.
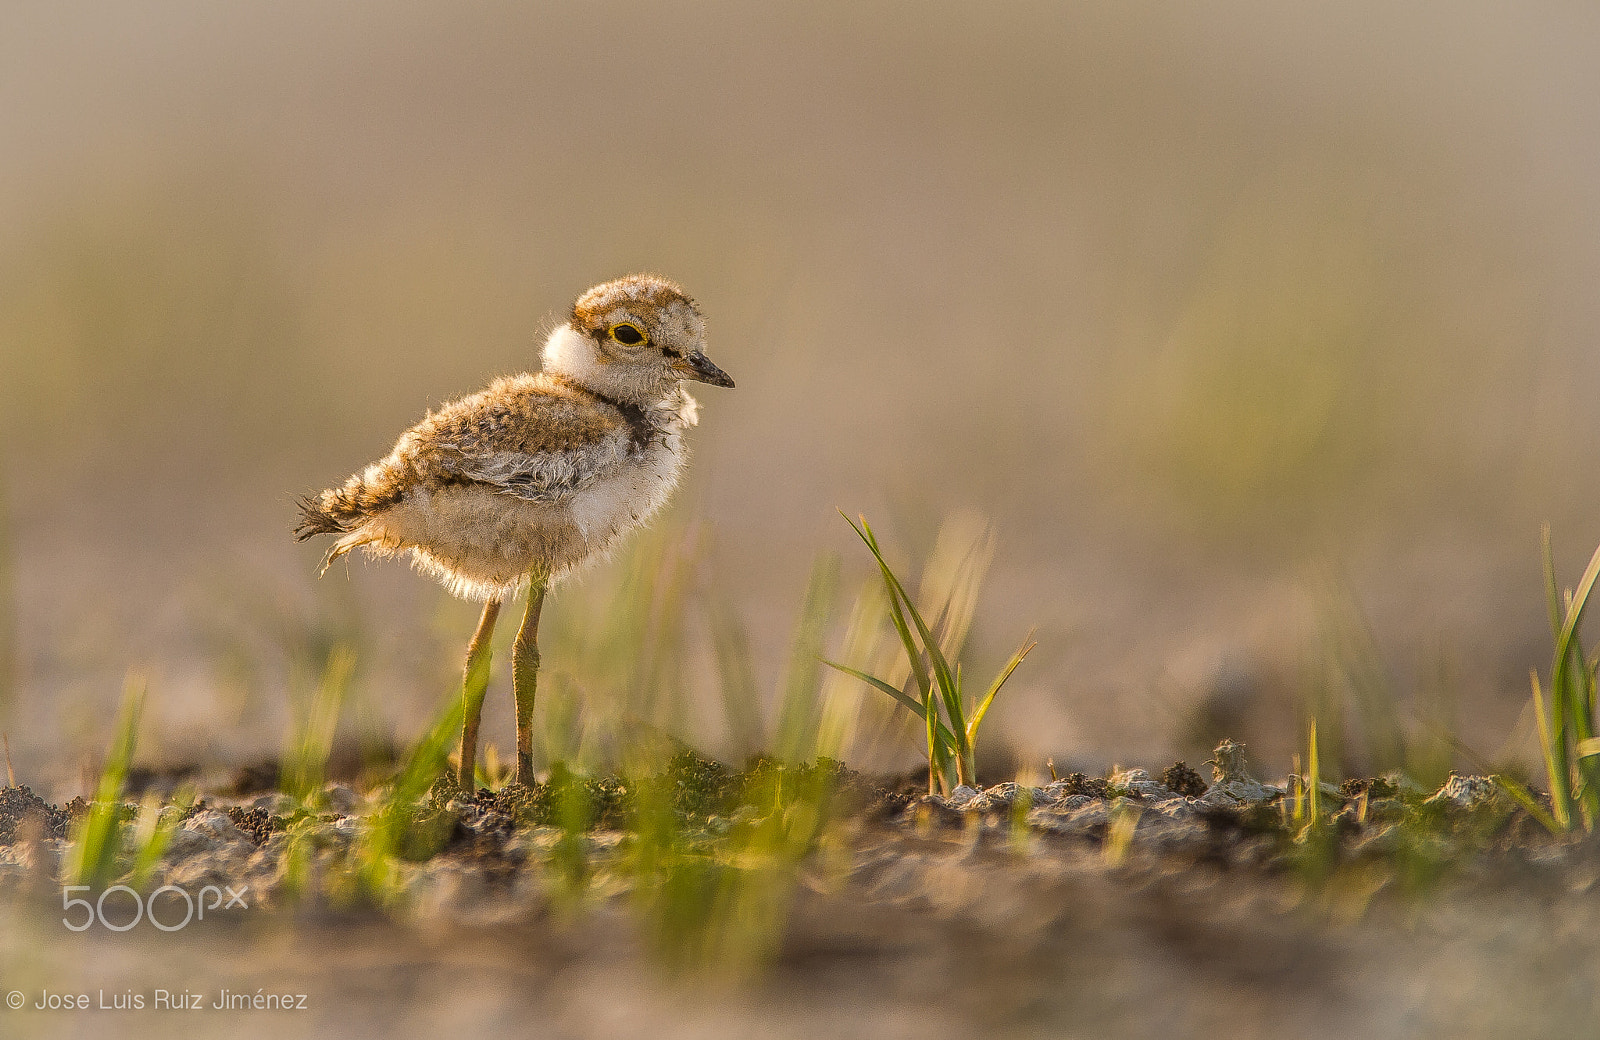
[569,442,685,550]
[357,440,686,602]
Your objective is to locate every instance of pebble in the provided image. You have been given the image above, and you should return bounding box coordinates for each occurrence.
[163,828,222,861]
[324,784,360,814]
[1025,798,1110,835]
[1198,777,1270,807]
[1110,768,1176,801]
[1425,775,1498,810]
[945,785,981,809]
[183,810,251,846]
[251,792,295,815]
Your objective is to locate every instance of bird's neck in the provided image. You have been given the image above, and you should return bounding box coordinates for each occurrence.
[541,324,653,406]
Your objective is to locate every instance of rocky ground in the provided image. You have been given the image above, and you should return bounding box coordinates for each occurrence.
[0,748,1597,1039]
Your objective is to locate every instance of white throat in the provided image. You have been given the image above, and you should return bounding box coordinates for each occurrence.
[544,326,649,403]
[540,324,695,424]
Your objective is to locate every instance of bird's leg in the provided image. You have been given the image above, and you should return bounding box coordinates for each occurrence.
[512,575,548,787]
[458,598,502,790]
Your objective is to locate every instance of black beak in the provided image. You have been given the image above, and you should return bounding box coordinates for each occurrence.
[679,351,735,388]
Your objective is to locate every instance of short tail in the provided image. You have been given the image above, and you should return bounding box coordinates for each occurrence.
[293,492,349,541]
[294,472,404,573]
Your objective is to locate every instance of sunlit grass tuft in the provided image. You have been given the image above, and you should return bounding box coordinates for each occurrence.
[825,513,1034,794]
[1494,528,1600,834]
[350,689,467,906]
[281,645,354,805]
[128,786,193,891]
[62,676,144,889]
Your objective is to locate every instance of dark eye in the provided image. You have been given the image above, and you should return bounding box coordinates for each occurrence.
[608,322,647,346]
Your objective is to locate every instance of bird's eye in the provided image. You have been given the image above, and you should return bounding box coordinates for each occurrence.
[608,322,647,346]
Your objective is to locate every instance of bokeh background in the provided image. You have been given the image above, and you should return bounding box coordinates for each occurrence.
[2,1,1598,797]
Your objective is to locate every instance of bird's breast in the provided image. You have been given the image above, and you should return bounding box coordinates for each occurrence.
[567,435,687,547]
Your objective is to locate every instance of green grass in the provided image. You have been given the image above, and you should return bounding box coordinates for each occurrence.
[824,513,1034,794]
[61,676,144,888]
[128,786,194,890]
[270,526,862,956]
[348,686,468,906]
[533,525,701,773]
[280,644,354,805]
[1493,528,1600,834]
[32,514,1600,977]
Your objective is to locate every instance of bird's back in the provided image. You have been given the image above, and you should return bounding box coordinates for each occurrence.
[297,371,689,600]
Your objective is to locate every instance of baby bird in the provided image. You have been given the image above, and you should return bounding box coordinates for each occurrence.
[294,274,734,788]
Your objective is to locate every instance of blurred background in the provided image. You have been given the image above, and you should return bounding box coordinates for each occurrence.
[2,0,1598,797]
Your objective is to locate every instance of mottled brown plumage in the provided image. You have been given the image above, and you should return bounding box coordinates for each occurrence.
[295,274,733,785]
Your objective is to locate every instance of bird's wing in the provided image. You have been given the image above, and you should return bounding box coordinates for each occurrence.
[408,374,637,502]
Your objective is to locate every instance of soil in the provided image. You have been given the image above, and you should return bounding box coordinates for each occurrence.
[0,750,1596,1040]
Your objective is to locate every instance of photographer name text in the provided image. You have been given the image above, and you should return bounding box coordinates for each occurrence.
[9,989,308,1012]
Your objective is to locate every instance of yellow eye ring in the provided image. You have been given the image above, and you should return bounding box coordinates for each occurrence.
[607,322,648,347]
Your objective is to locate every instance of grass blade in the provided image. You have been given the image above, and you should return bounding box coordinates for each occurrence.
[1541,532,1600,829]
[776,555,839,764]
[1308,717,1322,825]
[706,597,764,758]
[64,676,145,888]
[861,517,965,740]
[282,644,354,804]
[1548,537,1600,659]
[1492,772,1562,835]
[821,660,958,753]
[965,633,1036,746]
[1529,670,1571,830]
[841,513,930,699]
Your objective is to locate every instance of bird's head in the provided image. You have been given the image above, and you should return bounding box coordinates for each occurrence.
[542,275,734,403]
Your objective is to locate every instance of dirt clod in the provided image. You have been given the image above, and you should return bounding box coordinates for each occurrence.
[1055,772,1110,799]
[224,805,274,846]
[0,786,71,844]
[1160,762,1208,798]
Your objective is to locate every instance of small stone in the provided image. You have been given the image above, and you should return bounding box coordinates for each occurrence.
[1110,768,1175,801]
[945,785,981,809]
[1070,800,1109,824]
[1198,777,1269,807]
[1148,798,1194,820]
[183,810,250,846]
[250,792,294,816]
[323,784,359,814]
[1425,774,1499,811]
[1208,739,1252,782]
[164,855,247,890]
[1025,807,1079,834]
[982,782,1020,806]
[163,828,222,861]
[1031,799,1111,834]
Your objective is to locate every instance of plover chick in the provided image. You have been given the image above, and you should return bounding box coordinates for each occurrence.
[294,274,734,787]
